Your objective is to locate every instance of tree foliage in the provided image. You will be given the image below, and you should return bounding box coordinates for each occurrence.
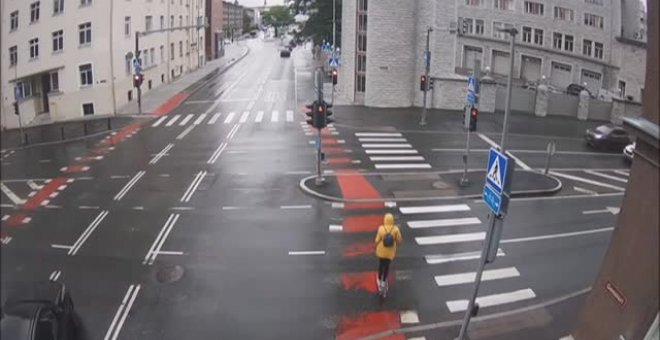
[262,6,294,27]
[288,0,341,46]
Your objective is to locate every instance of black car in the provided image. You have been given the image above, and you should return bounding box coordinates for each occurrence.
[585,124,631,151]
[280,48,291,58]
[566,83,592,97]
[1,282,78,340]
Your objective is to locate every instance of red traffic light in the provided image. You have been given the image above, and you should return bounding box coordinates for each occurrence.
[332,69,338,85]
[470,107,478,117]
[420,75,427,91]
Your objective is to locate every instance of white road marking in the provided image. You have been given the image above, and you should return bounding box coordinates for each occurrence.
[426,249,505,264]
[39,159,52,163]
[286,110,294,122]
[271,110,279,122]
[221,206,242,210]
[584,170,628,183]
[582,207,620,215]
[170,206,195,211]
[573,186,598,195]
[369,156,425,162]
[143,214,180,265]
[613,170,629,177]
[208,113,221,125]
[0,182,26,205]
[500,227,614,244]
[149,143,174,165]
[104,284,141,340]
[365,149,418,155]
[176,125,196,140]
[331,202,345,209]
[288,251,325,255]
[362,143,412,148]
[550,171,626,191]
[41,200,50,206]
[132,206,145,210]
[151,116,168,127]
[416,232,486,245]
[156,250,184,255]
[0,204,14,208]
[1,236,12,244]
[1,215,10,221]
[165,114,181,127]
[399,310,420,324]
[355,132,402,137]
[207,143,228,164]
[226,124,240,140]
[408,217,481,229]
[114,171,146,201]
[446,289,536,313]
[359,138,408,142]
[285,170,312,175]
[224,112,236,123]
[49,192,59,198]
[329,224,343,232]
[68,210,109,255]
[375,163,432,169]
[27,180,43,190]
[79,206,100,210]
[180,171,207,202]
[255,110,265,122]
[193,113,207,125]
[179,114,194,126]
[51,244,73,250]
[49,270,62,282]
[280,205,312,209]
[400,204,470,214]
[435,267,520,287]
[239,111,250,123]
[477,133,532,170]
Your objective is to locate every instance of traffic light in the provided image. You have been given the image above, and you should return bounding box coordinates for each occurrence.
[469,107,478,132]
[13,102,19,116]
[331,69,338,85]
[420,75,427,91]
[325,101,334,125]
[314,101,326,128]
[133,74,144,88]
[305,102,315,127]
[457,17,468,35]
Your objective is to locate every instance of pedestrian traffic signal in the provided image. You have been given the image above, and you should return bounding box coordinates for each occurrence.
[332,69,338,85]
[133,74,144,88]
[314,101,326,128]
[420,75,428,91]
[469,107,478,132]
[325,102,334,125]
[305,103,315,127]
[13,102,19,116]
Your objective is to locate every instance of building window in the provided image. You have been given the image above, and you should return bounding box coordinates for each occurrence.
[186,15,189,26]
[52,30,64,52]
[160,45,164,63]
[145,16,153,31]
[29,38,39,59]
[493,22,514,39]
[179,41,183,57]
[30,2,41,23]
[49,71,59,92]
[16,81,33,99]
[584,13,604,29]
[82,103,95,115]
[150,47,155,64]
[125,53,132,74]
[186,40,189,55]
[179,15,182,27]
[524,1,544,15]
[552,33,562,49]
[170,15,174,28]
[533,28,543,45]
[170,43,175,60]
[9,46,18,66]
[143,49,149,67]
[554,7,573,21]
[125,17,131,37]
[475,20,484,35]
[465,0,483,6]
[463,45,483,70]
[355,0,367,94]
[585,0,603,5]
[10,11,19,31]
[564,35,574,51]
[80,0,92,6]
[79,63,93,86]
[464,18,474,34]
[54,0,64,14]
[494,0,513,10]
[522,26,532,43]
[594,42,604,59]
[618,80,626,97]
[160,15,164,29]
[583,39,592,56]
[79,22,92,46]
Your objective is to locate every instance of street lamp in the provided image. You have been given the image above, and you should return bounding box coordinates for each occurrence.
[497,27,517,153]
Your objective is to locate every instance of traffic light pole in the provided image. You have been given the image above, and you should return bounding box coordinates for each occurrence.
[135,32,142,115]
[419,27,432,126]
[315,68,325,186]
[331,0,336,105]
[459,106,471,186]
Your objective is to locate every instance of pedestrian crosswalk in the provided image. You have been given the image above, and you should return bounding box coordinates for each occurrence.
[356,131,432,170]
[151,110,297,127]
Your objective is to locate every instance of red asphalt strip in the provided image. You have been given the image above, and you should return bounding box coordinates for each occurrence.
[343,215,383,233]
[326,157,352,165]
[151,92,189,116]
[22,177,69,210]
[335,170,385,210]
[336,311,404,340]
[342,241,374,257]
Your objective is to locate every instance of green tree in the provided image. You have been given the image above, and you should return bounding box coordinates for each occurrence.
[289,0,341,47]
[262,5,294,28]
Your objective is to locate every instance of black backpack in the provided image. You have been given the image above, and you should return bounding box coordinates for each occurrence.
[383,226,395,248]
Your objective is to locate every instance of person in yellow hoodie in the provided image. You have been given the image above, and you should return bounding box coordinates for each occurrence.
[374,213,402,289]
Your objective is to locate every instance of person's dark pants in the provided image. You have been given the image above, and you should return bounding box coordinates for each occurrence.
[378,258,391,282]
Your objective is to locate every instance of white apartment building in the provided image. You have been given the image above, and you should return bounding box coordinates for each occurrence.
[0,0,207,129]
[339,0,647,108]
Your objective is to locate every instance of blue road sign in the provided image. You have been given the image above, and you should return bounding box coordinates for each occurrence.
[483,184,503,215]
[485,148,508,194]
[329,57,339,67]
[424,51,431,68]
[133,58,142,73]
[466,75,478,105]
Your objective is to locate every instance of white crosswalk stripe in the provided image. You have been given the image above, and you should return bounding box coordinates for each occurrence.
[400,204,470,214]
[446,289,536,313]
[375,163,431,169]
[365,149,419,155]
[224,112,236,123]
[208,113,221,125]
[355,132,402,137]
[370,156,425,162]
[179,114,194,126]
[152,116,168,127]
[286,110,294,122]
[425,249,505,264]
[255,111,264,122]
[359,138,408,142]
[239,111,250,123]
[362,143,412,148]
[193,113,207,125]
[408,217,481,229]
[271,110,279,122]
[416,232,486,245]
[165,115,181,126]
[149,110,297,128]
[434,267,520,287]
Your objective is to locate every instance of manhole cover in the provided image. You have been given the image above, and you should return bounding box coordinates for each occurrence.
[156,265,184,283]
[432,180,450,189]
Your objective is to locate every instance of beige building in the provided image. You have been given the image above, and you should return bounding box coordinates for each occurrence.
[0,0,207,129]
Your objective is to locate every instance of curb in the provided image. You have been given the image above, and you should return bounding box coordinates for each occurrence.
[298,169,563,203]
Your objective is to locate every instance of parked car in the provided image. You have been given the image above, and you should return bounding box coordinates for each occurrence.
[280,48,291,58]
[623,142,635,162]
[1,282,78,340]
[585,124,631,151]
[566,83,592,97]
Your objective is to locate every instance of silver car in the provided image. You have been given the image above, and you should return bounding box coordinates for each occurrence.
[623,142,635,162]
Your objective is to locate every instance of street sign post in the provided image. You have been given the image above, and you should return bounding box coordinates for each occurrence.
[483,148,514,216]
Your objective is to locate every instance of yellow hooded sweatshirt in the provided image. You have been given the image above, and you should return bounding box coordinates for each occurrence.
[374,213,402,260]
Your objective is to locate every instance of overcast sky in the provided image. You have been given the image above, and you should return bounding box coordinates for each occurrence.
[237,0,285,7]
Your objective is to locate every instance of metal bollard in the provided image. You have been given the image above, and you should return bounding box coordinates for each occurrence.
[544,141,556,174]
[61,127,65,140]
[83,122,88,136]
[107,118,111,130]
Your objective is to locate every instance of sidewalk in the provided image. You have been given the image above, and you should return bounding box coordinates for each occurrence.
[117,43,249,115]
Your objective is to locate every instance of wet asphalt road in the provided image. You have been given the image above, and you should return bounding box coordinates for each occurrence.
[1,37,631,340]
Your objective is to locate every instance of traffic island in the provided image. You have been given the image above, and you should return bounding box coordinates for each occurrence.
[299,169,562,203]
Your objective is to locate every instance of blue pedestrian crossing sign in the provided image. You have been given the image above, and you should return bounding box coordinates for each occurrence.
[466,75,478,105]
[328,57,340,67]
[483,184,503,215]
[485,148,508,194]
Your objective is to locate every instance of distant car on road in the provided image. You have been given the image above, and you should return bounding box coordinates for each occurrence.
[585,124,631,151]
[566,83,592,97]
[1,282,78,340]
[280,48,291,58]
[623,142,635,162]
